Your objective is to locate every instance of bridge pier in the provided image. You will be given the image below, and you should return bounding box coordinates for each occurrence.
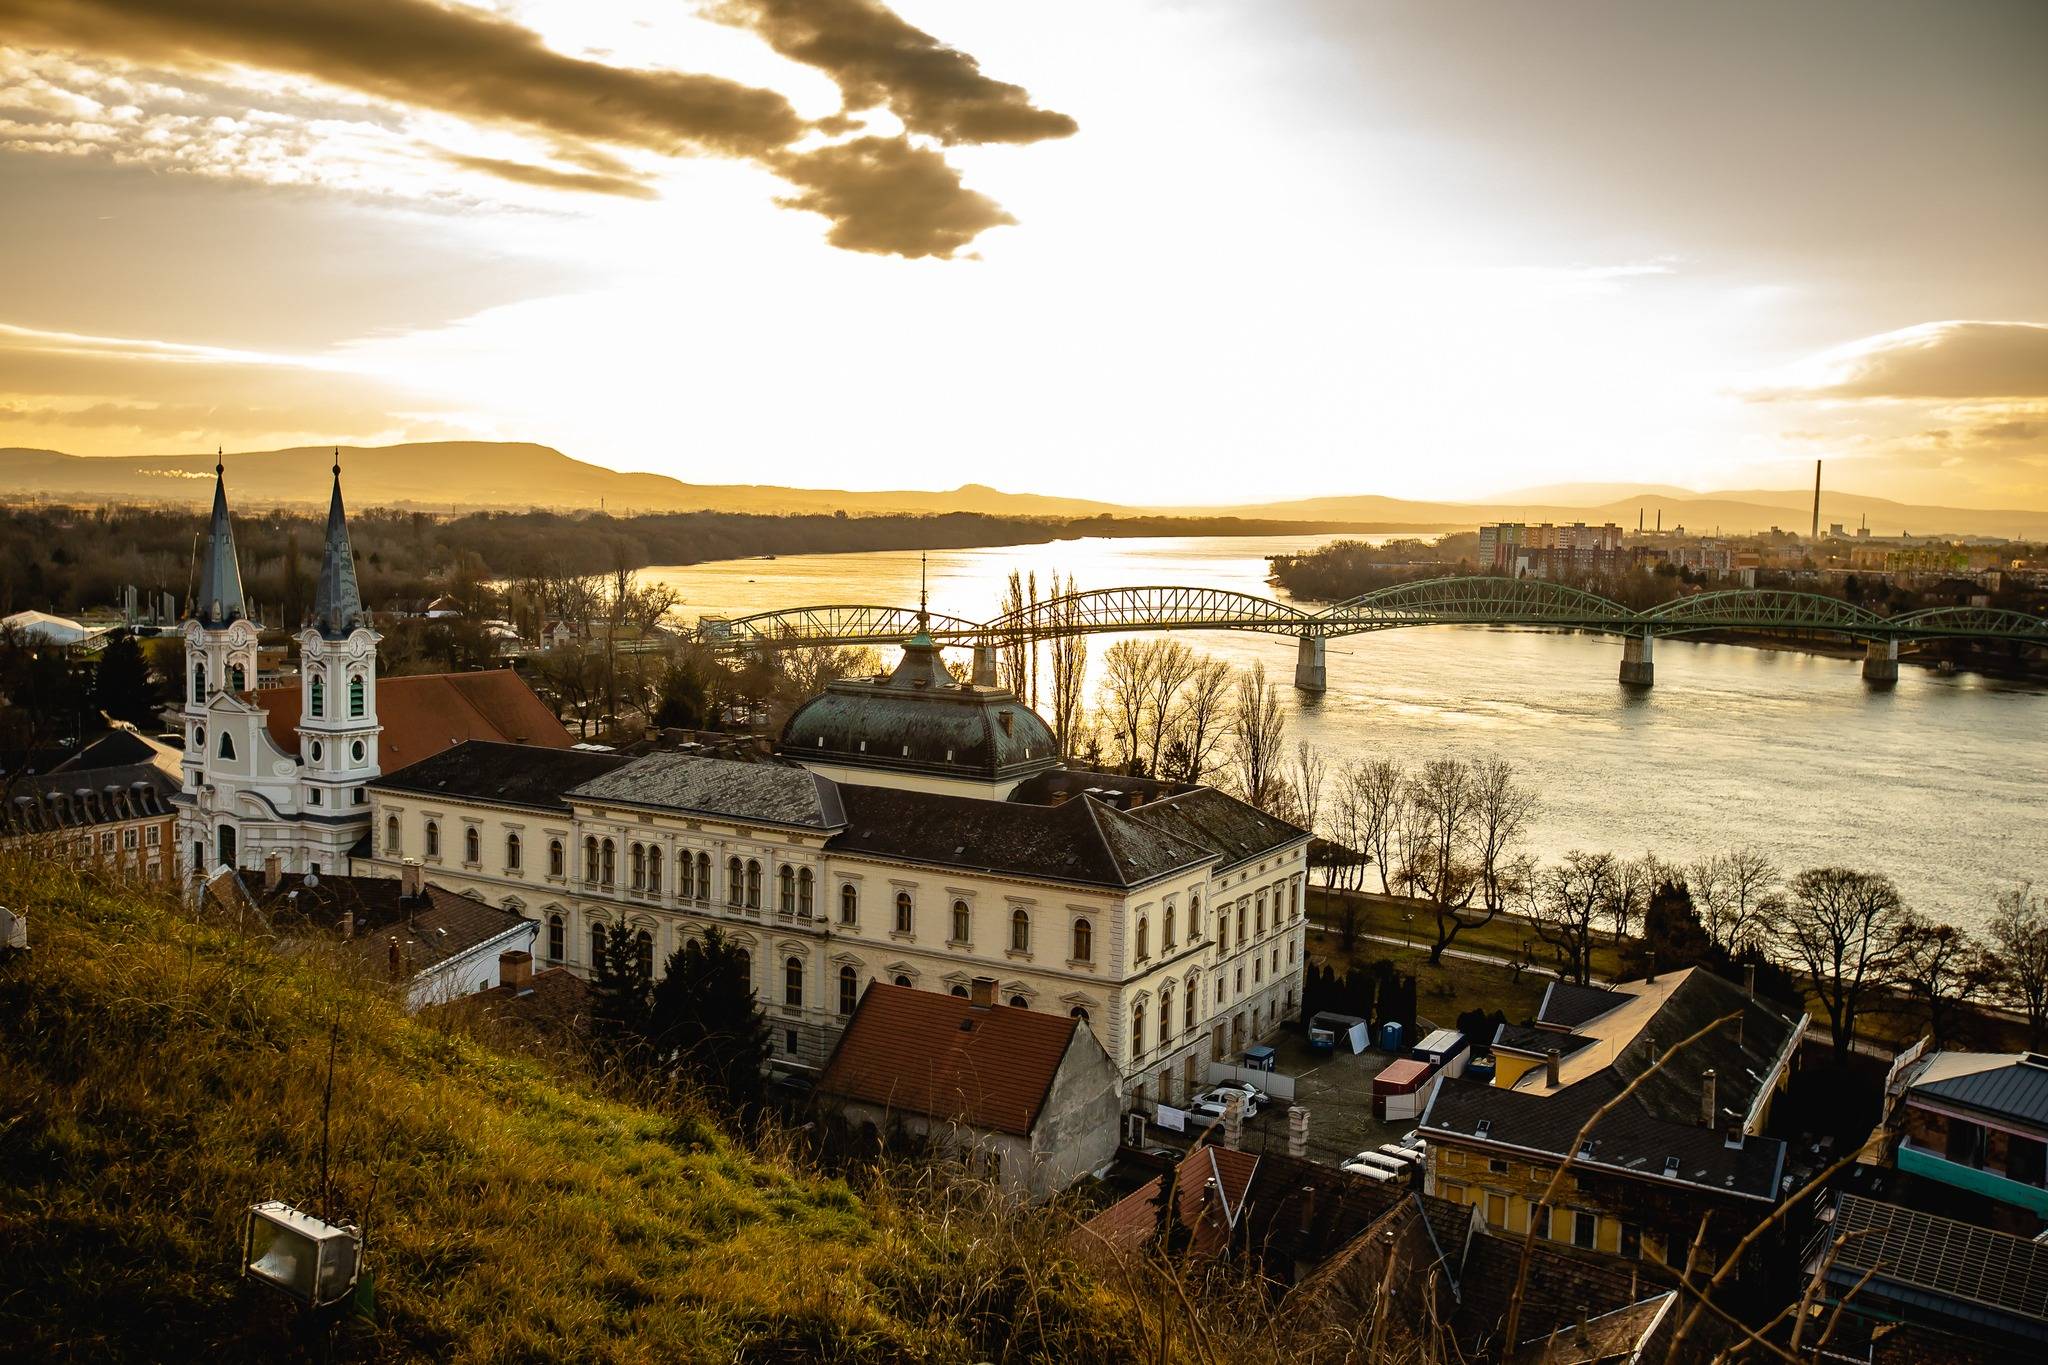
[1293,634,1327,693]
[1619,631,1655,688]
[970,641,997,687]
[1862,638,1899,685]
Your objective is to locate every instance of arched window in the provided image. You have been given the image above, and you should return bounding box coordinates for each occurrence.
[797,868,814,917]
[1164,903,1177,950]
[646,849,660,894]
[309,675,325,718]
[1237,902,1247,942]
[779,865,795,914]
[784,956,803,1007]
[424,820,440,858]
[384,814,400,855]
[1009,995,1028,1009]
[951,899,970,944]
[547,913,564,961]
[839,882,857,925]
[1184,979,1197,1033]
[1160,983,1176,1043]
[584,836,600,882]
[230,664,246,691]
[1071,1005,1090,1025]
[549,838,564,877]
[734,949,751,990]
[634,929,653,979]
[678,850,694,899]
[950,985,969,998]
[895,974,912,988]
[1131,1001,1147,1056]
[506,833,522,872]
[464,827,479,864]
[348,674,365,717]
[192,664,206,700]
[1217,911,1230,950]
[601,838,615,885]
[1135,916,1150,961]
[588,922,604,965]
[696,852,711,903]
[1072,918,1093,963]
[838,964,858,1015]
[727,856,744,906]
[218,731,236,761]
[1190,890,1202,940]
[894,891,913,933]
[1010,907,1030,953]
[1256,896,1265,936]
[745,859,762,909]
[630,843,646,890]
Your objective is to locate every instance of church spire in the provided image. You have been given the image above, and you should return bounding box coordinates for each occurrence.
[194,450,247,627]
[311,449,363,638]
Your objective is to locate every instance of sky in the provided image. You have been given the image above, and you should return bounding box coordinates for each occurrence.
[1,0,2043,508]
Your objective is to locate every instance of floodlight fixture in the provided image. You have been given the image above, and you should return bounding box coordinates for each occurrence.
[241,1201,361,1308]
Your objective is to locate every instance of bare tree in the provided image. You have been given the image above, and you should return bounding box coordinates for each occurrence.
[1604,854,1660,943]
[1689,848,1778,953]
[1225,660,1288,811]
[1985,882,2048,1047]
[1764,868,1915,1065]
[533,643,603,737]
[1161,657,1233,785]
[1404,756,1491,965]
[1351,757,1406,896]
[1468,755,1535,912]
[1097,638,1157,773]
[1533,851,1616,986]
[1290,741,1329,845]
[1895,915,1982,1051]
[1141,639,1199,776]
[1045,574,1088,757]
[997,569,1042,705]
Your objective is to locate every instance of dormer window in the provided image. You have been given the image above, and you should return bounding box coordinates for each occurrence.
[1474,1119,1492,1139]
[1663,1156,1682,1177]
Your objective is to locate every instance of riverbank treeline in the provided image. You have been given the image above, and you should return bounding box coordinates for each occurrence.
[0,501,1368,620]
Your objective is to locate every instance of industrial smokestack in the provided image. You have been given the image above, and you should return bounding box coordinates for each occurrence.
[1812,459,1822,541]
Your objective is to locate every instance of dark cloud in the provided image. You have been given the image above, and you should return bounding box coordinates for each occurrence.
[1,0,1062,257]
[718,0,1077,145]
[1777,321,2048,400]
[772,135,1014,258]
[1974,418,2043,443]
[440,152,657,200]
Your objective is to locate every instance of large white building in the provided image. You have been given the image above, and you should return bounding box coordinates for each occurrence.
[353,626,1312,1101]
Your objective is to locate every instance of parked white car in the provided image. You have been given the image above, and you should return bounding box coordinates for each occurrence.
[1209,1080,1271,1110]
[1187,1087,1262,1123]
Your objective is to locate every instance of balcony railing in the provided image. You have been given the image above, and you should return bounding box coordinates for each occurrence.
[1897,1142,2048,1217]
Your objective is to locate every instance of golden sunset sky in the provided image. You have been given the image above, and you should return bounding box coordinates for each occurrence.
[1,0,2043,506]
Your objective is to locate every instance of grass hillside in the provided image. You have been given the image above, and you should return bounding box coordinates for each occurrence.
[0,859,1165,1362]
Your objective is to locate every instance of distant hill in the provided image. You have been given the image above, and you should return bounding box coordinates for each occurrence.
[5,442,2044,538]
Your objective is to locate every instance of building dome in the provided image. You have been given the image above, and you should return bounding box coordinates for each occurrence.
[778,627,1059,788]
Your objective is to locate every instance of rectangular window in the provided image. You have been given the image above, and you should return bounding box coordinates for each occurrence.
[1944,1118,1989,1168]
[1487,1158,1510,1175]
[145,826,161,846]
[1484,1191,1508,1227]
[122,827,138,849]
[2007,1134,2047,1187]
[1572,1210,1598,1249]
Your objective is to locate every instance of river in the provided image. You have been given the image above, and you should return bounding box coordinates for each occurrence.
[643,533,2044,928]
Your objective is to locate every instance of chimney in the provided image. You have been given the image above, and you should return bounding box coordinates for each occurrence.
[1223,1093,1245,1150]
[401,857,423,901]
[1744,962,1757,998]
[339,908,354,941]
[1647,954,1657,984]
[1287,1105,1310,1158]
[499,949,534,992]
[1724,1119,1745,1150]
[387,935,402,979]
[1298,1184,1317,1236]
[263,852,282,891]
[1700,1069,1717,1128]
[1546,1048,1561,1087]
[969,976,996,1008]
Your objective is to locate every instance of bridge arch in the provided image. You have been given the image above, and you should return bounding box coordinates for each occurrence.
[1883,604,2048,641]
[1639,590,1886,637]
[983,585,1316,641]
[1317,576,1632,637]
[698,605,985,649]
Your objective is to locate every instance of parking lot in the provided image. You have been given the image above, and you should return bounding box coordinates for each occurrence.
[1167,1028,1421,1170]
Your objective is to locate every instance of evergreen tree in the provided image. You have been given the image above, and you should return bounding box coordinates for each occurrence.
[588,922,652,1061]
[647,927,769,1114]
[92,633,160,729]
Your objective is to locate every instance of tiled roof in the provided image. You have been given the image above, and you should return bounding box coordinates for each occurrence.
[815,983,1085,1137]
[1605,968,1804,1129]
[1912,1053,2048,1131]
[1121,786,1309,871]
[1821,1194,2048,1340]
[1512,1291,1679,1364]
[254,668,572,769]
[1493,1023,1597,1059]
[1536,980,1626,1029]
[568,752,846,829]
[830,783,1209,889]
[225,872,531,980]
[52,727,182,778]
[372,740,631,810]
[3,761,178,836]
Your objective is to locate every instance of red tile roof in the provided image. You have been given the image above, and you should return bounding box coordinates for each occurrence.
[252,669,571,769]
[815,983,1081,1137]
[1073,1145,1263,1262]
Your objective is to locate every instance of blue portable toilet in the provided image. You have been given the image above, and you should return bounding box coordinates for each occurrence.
[1380,1021,1405,1052]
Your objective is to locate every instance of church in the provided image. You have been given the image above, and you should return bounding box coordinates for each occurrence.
[177,463,1309,1103]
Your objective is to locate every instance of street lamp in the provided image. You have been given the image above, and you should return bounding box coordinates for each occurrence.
[242,1201,361,1309]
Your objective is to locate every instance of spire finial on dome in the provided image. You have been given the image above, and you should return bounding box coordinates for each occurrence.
[333,445,340,477]
[216,445,223,476]
[918,552,929,627]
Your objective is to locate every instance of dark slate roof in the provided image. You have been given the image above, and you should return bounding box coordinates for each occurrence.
[1493,1023,1597,1059]
[1913,1054,2048,1131]
[1536,980,1627,1029]
[193,461,248,627]
[1821,1194,2048,1341]
[229,873,530,979]
[52,727,181,776]
[1606,968,1804,1130]
[568,752,846,829]
[371,739,631,811]
[778,630,1058,783]
[309,461,365,639]
[1423,1071,1789,1202]
[829,783,1210,889]
[3,761,179,836]
[1120,786,1309,871]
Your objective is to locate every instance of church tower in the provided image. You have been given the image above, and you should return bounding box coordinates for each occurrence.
[297,456,380,815]
[180,458,262,872]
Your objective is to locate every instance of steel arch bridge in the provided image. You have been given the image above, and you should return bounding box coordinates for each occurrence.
[696,576,2048,690]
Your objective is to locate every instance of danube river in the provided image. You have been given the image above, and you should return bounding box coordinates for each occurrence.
[645,534,2044,927]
